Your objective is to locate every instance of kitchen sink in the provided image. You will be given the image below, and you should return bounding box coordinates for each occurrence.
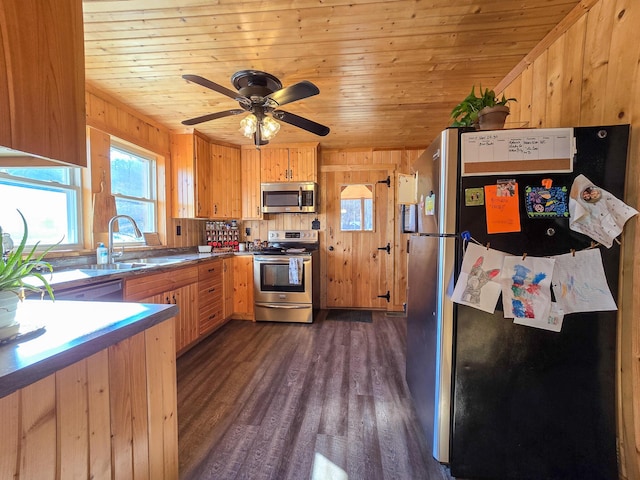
[83,263,147,270]
[117,256,188,266]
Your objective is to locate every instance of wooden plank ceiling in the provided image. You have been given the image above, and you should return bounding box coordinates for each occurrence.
[82,0,581,150]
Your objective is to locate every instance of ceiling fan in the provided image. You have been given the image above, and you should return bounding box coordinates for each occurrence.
[181,70,330,147]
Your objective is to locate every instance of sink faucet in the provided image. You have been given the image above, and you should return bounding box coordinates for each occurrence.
[108,214,143,264]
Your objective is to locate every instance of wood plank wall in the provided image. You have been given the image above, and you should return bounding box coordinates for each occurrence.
[86,83,206,249]
[495,2,640,478]
[0,320,178,479]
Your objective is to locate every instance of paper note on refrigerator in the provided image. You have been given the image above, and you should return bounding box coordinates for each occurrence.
[451,243,506,313]
[501,255,555,320]
[551,249,617,314]
[484,183,521,233]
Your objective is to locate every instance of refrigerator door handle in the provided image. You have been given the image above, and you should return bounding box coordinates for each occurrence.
[418,232,458,238]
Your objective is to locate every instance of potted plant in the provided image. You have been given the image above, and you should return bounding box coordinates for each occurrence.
[450,86,517,130]
[0,210,55,339]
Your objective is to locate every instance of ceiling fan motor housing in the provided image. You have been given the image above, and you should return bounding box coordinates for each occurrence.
[232,70,282,100]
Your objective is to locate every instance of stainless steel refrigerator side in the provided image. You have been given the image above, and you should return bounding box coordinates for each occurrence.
[405,134,442,458]
[432,129,461,463]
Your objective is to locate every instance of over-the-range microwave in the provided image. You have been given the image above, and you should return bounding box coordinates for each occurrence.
[261,181,318,213]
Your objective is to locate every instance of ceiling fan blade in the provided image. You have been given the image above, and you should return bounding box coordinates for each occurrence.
[266,81,319,107]
[273,110,330,136]
[182,74,241,100]
[182,109,245,126]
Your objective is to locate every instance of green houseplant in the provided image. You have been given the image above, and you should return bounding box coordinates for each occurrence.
[450,86,517,129]
[0,210,56,337]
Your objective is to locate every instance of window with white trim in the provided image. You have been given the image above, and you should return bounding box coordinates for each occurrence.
[0,167,82,247]
[110,142,157,243]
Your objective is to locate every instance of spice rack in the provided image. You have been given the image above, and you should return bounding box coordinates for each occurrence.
[205,221,241,251]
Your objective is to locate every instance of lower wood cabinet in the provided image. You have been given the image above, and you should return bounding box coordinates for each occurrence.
[124,257,246,355]
[198,259,224,335]
[223,257,234,319]
[124,266,199,355]
[233,255,254,320]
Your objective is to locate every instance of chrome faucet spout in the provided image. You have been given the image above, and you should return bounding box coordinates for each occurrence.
[107,215,143,264]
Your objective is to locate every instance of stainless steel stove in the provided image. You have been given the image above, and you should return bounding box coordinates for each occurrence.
[253,230,319,323]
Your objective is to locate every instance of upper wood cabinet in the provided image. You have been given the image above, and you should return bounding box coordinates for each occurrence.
[260,144,318,182]
[0,0,86,167]
[171,131,212,218]
[210,143,241,219]
[240,146,262,220]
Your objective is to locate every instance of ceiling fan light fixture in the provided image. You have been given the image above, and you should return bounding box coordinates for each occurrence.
[260,116,280,140]
[239,114,258,138]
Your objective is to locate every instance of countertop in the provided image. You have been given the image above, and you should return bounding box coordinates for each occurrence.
[0,300,179,399]
[0,250,251,398]
[45,251,240,291]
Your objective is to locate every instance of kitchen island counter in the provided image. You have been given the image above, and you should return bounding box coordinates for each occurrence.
[0,300,178,398]
[0,299,180,478]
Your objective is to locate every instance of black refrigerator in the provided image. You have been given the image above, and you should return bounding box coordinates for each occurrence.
[405,125,630,479]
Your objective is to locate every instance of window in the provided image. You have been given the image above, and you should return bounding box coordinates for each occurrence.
[340,184,374,231]
[0,166,81,247]
[110,142,157,243]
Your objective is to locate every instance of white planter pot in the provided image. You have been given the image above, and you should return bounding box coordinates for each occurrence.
[0,291,20,329]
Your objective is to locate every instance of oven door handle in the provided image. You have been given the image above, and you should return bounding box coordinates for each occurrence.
[298,186,303,210]
[255,302,311,309]
[254,257,311,264]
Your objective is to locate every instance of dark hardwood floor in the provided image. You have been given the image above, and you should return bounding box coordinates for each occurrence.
[176,310,455,480]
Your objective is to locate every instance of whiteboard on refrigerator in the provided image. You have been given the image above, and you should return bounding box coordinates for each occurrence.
[461,128,575,176]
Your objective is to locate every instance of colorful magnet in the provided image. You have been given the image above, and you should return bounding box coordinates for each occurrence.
[525,185,569,218]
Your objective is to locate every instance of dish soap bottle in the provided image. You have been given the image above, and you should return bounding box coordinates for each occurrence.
[96,242,108,265]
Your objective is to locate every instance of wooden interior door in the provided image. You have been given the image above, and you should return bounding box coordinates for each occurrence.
[323,166,395,309]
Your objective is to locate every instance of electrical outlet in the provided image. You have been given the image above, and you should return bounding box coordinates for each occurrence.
[176,225,181,236]
[245,227,251,236]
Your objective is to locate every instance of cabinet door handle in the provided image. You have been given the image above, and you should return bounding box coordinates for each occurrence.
[208,313,217,320]
[208,267,216,272]
[172,294,177,304]
[208,287,216,293]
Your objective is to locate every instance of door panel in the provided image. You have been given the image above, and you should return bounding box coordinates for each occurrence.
[323,167,395,309]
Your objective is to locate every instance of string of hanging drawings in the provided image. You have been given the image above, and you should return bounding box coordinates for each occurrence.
[450,174,638,333]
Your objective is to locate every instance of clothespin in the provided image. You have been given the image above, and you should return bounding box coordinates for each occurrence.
[522,252,527,260]
[570,248,576,257]
[486,242,490,250]
[541,178,553,189]
[614,237,621,245]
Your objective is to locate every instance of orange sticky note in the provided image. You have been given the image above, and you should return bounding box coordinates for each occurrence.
[484,183,521,234]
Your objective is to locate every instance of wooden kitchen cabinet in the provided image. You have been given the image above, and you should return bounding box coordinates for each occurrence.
[171,131,212,218]
[124,266,199,354]
[198,259,225,335]
[223,257,234,319]
[241,146,263,220]
[210,143,242,219]
[233,255,255,320]
[0,0,86,166]
[260,144,318,182]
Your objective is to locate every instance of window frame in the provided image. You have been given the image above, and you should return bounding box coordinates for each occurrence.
[109,140,158,245]
[0,166,83,249]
